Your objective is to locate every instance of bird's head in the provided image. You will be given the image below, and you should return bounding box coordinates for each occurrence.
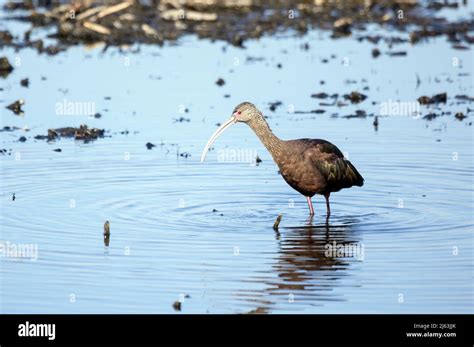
[201,102,261,162]
[231,102,260,123]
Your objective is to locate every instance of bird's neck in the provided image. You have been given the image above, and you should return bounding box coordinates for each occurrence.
[248,116,283,161]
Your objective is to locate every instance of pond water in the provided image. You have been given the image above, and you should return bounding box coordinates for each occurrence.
[0,14,473,313]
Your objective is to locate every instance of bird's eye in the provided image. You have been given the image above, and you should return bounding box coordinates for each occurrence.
[238,111,241,114]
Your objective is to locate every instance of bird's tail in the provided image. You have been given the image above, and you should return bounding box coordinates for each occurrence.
[346,160,364,187]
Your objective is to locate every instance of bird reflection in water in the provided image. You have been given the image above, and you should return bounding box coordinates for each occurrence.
[243,219,363,314]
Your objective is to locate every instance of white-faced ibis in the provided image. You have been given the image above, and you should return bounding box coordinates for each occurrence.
[201,102,364,217]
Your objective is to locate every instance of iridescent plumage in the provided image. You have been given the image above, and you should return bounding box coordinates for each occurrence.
[201,102,364,218]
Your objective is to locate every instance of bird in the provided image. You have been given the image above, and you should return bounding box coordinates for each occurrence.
[200,102,364,218]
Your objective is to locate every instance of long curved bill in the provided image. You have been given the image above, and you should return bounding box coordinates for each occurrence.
[200,116,235,162]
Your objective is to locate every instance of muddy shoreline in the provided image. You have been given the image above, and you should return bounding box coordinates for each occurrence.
[1,1,472,146]
[1,0,473,55]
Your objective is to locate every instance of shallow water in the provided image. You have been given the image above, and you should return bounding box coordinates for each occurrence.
[1,15,473,313]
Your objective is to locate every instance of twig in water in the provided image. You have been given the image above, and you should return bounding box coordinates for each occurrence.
[273,214,282,230]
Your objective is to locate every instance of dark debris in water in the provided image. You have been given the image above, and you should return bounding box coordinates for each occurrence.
[34,125,105,142]
[294,109,326,114]
[371,48,381,58]
[0,148,12,155]
[332,17,352,38]
[174,117,190,123]
[343,92,367,104]
[0,57,14,78]
[343,110,368,119]
[311,92,330,99]
[455,112,467,121]
[172,300,181,311]
[455,95,474,103]
[269,101,282,112]
[373,116,379,130]
[6,99,24,115]
[418,93,447,105]
[1,126,23,132]
[0,30,13,45]
[423,113,440,120]
[246,56,265,63]
[20,78,29,87]
[386,51,407,57]
[146,142,156,150]
[103,221,110,247]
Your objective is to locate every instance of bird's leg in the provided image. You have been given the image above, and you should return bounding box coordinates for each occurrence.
[306,196,314,216]
[324,193,331,218]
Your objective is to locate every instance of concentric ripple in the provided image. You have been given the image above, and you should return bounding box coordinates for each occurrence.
[1,26,473,313]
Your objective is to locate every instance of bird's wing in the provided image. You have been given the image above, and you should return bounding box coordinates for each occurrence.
[304,140,364,190]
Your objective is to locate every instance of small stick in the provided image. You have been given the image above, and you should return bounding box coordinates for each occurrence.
[142,24,159,37]
[103,221,110,246]
[76,6,106,21]
[83,21,111,35]
[96,1,133,20]
[273,214,282,230]
[172,300,181,311]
